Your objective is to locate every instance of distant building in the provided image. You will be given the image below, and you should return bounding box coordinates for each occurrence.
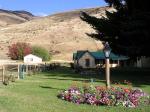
[24,54,42,64]
[134,57,150,68]
[73,50,128,69]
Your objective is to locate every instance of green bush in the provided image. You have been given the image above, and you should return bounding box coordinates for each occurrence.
[32,46,51,61]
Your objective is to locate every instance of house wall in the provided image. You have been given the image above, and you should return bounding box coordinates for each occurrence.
[127,57,150,68]
[78,52,96,68]
[24,55,42,64]
[137,59,142,67]
[137,57,150,68]
[141,57,150,67]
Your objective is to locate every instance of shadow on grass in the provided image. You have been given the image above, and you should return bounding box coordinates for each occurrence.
[110,67,150,87]
[42,66,150,87]
[43,66,104,79]
[40,85,64,91]
[41,77,106,83]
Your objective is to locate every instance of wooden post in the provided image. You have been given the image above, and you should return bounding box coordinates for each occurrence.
[34,65,36,74]
[2,65,5,82]
[18,64,20,79]
[37,64,40,72]
[26,64,28,75]
[29,65,31,75]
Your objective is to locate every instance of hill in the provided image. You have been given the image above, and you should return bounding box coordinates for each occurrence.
[0,9,34,27]
[0,7,114,60]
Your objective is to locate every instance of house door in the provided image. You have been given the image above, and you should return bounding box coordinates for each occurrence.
[85,59,90,67]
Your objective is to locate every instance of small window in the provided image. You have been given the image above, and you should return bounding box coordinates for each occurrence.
[85,59,90,67]
[30,58,33,61]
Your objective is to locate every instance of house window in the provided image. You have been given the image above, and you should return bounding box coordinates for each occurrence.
[85,59,90,67]
[30,58,33,61]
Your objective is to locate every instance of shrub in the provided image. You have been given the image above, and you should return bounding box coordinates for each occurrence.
[9,74,16,82]
[8,42,32,60]
[3,74,16,85]
[70,63,74,69]
[32,46,51,61]
[3,75,10,85]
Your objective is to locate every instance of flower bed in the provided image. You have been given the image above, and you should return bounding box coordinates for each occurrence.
[57,85,150,107]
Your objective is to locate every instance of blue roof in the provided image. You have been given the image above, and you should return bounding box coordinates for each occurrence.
[73,50,129,60]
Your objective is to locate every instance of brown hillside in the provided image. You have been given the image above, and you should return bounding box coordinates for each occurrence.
[0,7,114,61]
[0,9,34,27]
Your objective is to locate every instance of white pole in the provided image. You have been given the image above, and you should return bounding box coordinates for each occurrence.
[105,58,110,89]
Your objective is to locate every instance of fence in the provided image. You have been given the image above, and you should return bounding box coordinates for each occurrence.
[0,63,45,83]
[0,64,19,84]
[0,61,72,84]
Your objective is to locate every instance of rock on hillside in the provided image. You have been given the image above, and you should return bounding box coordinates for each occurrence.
[0,7,114,61]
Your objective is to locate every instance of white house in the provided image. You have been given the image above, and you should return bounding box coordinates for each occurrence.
[24,54,42,64]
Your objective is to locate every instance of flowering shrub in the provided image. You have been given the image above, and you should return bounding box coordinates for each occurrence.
[8,42,32,60]
[57,85,150,107]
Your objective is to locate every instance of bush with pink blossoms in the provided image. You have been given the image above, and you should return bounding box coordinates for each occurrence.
[57,85,150,107]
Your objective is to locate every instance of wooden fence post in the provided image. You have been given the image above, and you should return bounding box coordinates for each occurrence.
[2,65,5,82]
[18,64,20,79]
[26,64,28,75]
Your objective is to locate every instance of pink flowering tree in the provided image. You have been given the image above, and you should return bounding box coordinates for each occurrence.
[8,42,32,60]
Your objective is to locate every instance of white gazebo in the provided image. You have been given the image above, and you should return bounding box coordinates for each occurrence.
[24,54,42,64]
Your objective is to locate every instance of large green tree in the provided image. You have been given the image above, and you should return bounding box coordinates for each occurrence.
[80,0,150,58]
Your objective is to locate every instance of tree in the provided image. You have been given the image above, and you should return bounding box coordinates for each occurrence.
[32,46,51,61]
[80,0,150,58]
[8,42,32,60]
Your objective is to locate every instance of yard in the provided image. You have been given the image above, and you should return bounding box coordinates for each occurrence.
[0,67,150,112]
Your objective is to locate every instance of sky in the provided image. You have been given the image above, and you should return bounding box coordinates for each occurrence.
[0,0,106,16]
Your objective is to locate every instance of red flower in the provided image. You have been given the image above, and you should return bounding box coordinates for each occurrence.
[124,88,130,93]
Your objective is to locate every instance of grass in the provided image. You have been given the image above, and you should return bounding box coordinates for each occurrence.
[0,67,150,112]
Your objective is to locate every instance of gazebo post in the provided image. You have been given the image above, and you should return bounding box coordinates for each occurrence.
[117,60,120,67]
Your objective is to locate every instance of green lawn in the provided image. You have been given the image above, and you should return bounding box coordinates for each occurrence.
[0,67,150,112]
